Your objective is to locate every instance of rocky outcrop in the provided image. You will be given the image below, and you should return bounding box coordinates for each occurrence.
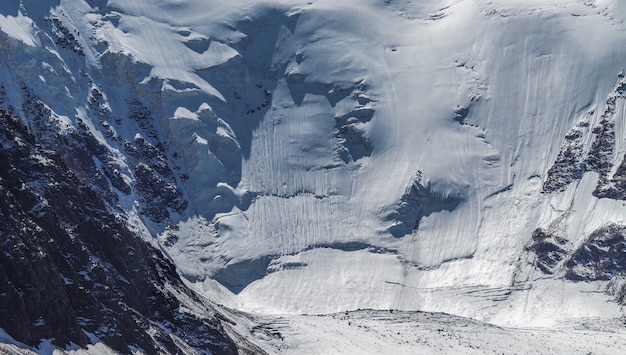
[542,120,587,193]
[20,83,188,224]
[526,228,569,274]
[543,73,626,197]
[527,222,626,305]
[536,74,626,303]
[124,133,187,223]
[45,16,84,56]
[0,108,237,353]
[20,88,119,205]
[565,224,626,282]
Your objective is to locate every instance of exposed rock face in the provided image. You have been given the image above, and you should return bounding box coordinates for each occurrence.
[565,224,626,282]
[46,16,84,56]
[526,223,626,305]
[543,74,626,196]
[526,228,569,275]
[0,108,237,353]
[20,78,189,227]
[124,133,187,223]
[535,73,626,303]
[542,120,587,193]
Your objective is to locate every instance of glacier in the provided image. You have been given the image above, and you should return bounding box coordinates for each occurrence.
[2,0,626,352]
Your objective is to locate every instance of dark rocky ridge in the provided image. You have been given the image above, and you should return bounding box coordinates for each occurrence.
[565,224,626,282]
[0,108,238,353]
[543,73,626,197]
[527,223,626,305]
[20,85,189,225]
[526,228,569,275]
[542,120,587,193]
[535,74,626,303]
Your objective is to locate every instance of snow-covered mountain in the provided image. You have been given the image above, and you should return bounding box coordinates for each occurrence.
[2,0,626,353]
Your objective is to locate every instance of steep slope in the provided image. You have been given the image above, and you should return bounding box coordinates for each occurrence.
[0,107,239,353]
[170,0,626,324]
[2,0,626,352]
[0,1,249,353]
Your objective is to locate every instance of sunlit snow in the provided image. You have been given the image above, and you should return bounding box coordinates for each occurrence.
[2,0,626,352]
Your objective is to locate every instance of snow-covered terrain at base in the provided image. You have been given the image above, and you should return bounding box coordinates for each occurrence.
[2,0,626,352]
[4,309,626,355]
[237,310,626,354]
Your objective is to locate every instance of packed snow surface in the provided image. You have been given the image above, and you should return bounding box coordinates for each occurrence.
[236,309,626,355]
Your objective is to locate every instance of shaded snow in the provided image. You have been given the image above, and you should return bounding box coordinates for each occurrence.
[3,0,626,352]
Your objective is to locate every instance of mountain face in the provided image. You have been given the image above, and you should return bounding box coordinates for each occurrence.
[2,0,626,352]
[0,107,238,353]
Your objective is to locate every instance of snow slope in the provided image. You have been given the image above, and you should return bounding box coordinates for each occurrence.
[2,0,626,351]
[170,0,626,324]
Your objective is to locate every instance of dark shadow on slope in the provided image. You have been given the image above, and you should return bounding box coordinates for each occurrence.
[285,72,354,107]
[212,257,275,294]
[183,37,211,54]
[334,105,375,163]
[9,0,60,19]
[195,8,299,160]
[386,173,465,238]
[0,1,19,16]
[213,242,397,294]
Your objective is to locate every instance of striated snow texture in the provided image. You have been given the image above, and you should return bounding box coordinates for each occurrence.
[3,0,626,352]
